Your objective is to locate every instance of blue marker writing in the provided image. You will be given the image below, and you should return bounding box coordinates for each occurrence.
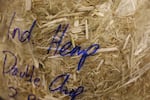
[8,87,17,98]
[47,24,69,54]
[7,12,36,42]
[2,50,40,86]
[47,24,100,71]
[8,86,39,100]
[28,94,36,100]
[49,73,84,100]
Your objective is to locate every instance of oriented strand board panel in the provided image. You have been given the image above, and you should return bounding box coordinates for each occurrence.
[0,0,150,100]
